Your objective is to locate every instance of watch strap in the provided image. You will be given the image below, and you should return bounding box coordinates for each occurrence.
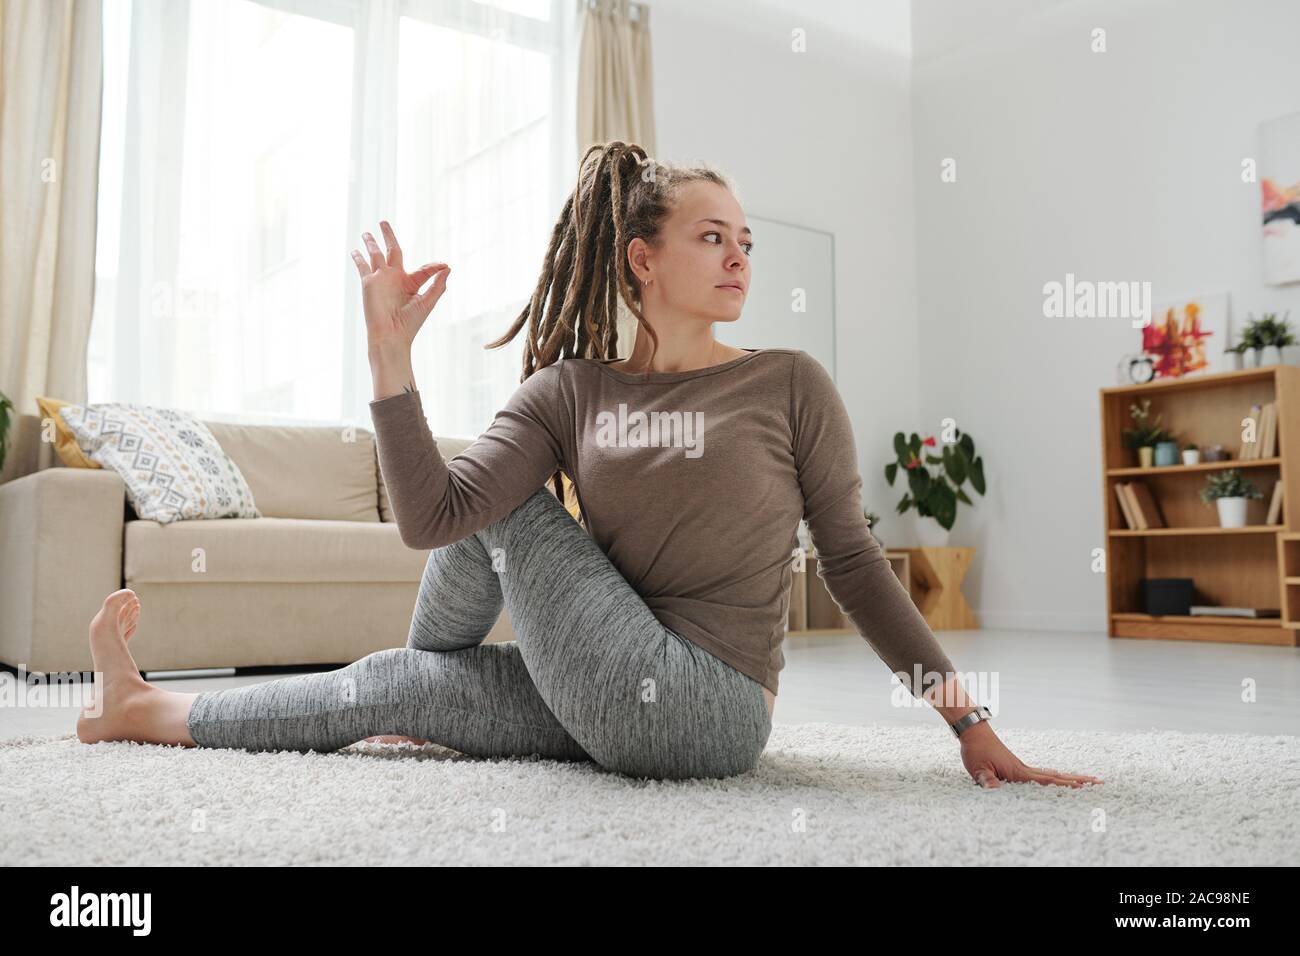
[950,705,991,739]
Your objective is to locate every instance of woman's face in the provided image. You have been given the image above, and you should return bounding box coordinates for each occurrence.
[629,180,753,324]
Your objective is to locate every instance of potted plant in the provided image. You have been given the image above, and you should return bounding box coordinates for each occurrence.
[1154,432,1180,467]
[1226,341,1248,371]
[884,429,986,547]
[1121,398,1171,468]
[1256,311,1295,365]
[1237,318,1265,367]
[1236,314,1295,367]
[0,389,13,479]
[1182,442,1200,466]
[1199,468,1262,528]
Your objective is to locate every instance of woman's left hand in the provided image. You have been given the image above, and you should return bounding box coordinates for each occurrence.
[958,724,1104,789]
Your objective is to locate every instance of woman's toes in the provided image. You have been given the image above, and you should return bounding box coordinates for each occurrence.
[119,599,141,642]
[87,593,146,688]
[92,589,137,633]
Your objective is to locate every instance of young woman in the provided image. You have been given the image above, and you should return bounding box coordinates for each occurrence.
[77,141,1101,789]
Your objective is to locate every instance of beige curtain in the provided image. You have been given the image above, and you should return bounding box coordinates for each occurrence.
[577,0,655,157]
[562,0,656,520]
[576,0,655,362]
[0,0,103,482]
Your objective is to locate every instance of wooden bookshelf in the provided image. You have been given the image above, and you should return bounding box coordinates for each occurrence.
[1099,364,1300,646]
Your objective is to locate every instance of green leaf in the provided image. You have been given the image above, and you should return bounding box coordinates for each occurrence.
[930,482,957,529]
[945,446,968,486]
[907,466,932,499]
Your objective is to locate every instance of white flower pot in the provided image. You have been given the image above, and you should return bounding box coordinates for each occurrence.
[1182,448,1200,465]
[1215,496,1248,528]
[914,514,952,547]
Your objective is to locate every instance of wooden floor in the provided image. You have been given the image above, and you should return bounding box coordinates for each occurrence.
[3,627,1298,740]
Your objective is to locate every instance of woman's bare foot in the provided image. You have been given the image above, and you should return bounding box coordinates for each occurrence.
[76,589,155,744]
[80,588,139,714]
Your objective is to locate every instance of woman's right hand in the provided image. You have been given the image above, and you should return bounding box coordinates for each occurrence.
[350,220,450,352]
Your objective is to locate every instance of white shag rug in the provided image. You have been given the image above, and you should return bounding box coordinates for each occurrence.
[2,722,1296,866]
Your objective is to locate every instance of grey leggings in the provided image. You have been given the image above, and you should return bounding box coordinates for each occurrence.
[185,486,772,780]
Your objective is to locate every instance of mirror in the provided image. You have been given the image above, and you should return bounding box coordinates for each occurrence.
[715,214,836,381]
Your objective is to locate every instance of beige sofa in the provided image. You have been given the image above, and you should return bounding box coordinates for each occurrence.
[0,411,524,676]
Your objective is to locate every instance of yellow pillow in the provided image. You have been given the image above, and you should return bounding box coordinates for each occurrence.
[34,396,101,469]
[559,471,582,521]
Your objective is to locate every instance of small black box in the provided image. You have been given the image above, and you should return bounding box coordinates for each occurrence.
[1142,578,1193,616]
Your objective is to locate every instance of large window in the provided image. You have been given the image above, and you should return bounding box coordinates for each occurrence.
[91,0,577,437]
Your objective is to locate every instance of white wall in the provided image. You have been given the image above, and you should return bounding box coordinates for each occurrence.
[644,0,925,555]
[911,0,1300,630]
[644,0,1300,634]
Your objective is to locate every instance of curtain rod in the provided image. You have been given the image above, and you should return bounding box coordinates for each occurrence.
[584,0,646,17]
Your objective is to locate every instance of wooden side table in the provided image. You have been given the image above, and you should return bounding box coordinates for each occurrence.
[894,546,978,629]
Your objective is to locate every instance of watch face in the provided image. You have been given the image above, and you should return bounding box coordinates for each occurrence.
[1130,356,1154,383]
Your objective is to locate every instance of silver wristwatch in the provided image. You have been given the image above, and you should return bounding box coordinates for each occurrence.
[949,705,992,739]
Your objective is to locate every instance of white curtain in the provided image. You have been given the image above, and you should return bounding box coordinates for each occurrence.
[0,0,103,480]
[89,0,579,439]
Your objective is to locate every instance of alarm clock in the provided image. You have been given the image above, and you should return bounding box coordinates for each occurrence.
[1117,353,1154,384]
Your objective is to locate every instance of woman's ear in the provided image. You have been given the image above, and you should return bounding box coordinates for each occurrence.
[626,236,649,286]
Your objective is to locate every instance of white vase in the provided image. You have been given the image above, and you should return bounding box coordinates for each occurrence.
[1182,448,1200,465]
[1215,496,1248,528]
[914,514,952,547]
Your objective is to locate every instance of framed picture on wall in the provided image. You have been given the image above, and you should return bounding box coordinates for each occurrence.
[1260,111,1300,285]
[1141,293,1232,379]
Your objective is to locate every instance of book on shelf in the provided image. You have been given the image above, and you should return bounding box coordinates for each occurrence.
[1128,482,1165,528]
[1113,480,1165,529]
[1188,605,1281,618]
[1265,402,1276,458]
[1267,480,1285,525]
[1241,403,1261,459]
[1113,481,1137,528]
[1241,402,1277,460]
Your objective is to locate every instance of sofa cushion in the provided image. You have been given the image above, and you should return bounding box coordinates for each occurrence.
[125,516,426,583]
[204,421,380,522]
[35,396,102,469]
[57,401,260,524]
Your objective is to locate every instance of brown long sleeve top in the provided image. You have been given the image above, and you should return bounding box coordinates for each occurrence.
[368,347,956,698]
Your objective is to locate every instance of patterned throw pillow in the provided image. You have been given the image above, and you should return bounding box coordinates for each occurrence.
[57,402,261,524]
